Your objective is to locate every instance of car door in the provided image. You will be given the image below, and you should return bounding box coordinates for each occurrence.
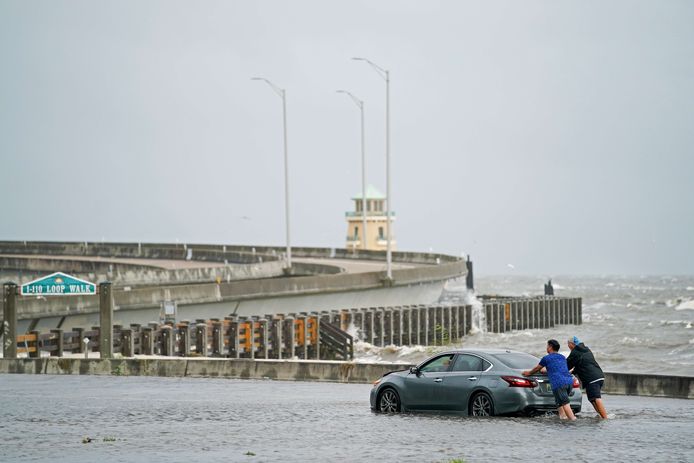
[440,354,489,411]
[403,354,454,410]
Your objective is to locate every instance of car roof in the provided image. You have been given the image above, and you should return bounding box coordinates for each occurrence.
[436,348,535,356]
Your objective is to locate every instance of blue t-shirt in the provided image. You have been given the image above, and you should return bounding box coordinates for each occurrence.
[539,352,574,390]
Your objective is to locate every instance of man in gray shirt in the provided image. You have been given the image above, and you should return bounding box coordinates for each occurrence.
[567,336,608,419]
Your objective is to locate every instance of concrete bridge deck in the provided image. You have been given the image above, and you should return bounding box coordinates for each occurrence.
[0,241,466,326]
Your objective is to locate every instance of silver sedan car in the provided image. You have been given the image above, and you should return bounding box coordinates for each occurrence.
[370,348,581,416]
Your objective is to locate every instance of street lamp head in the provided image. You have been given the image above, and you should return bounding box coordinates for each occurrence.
[351,57,387,78]
[336,89,363,108]
[252,76,284,97]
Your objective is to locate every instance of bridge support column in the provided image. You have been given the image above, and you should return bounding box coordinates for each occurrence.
[99,282,113,359]
[2,283,17,359]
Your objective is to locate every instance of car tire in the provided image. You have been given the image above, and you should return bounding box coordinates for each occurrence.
[469,392,494,417]
[377,388,401,413]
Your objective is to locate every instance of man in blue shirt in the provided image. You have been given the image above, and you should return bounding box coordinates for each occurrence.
[523,339,577,421]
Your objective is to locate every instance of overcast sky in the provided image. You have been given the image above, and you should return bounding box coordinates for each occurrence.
[1,1,692,275]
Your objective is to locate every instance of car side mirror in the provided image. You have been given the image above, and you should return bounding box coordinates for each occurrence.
[409,366,419,376]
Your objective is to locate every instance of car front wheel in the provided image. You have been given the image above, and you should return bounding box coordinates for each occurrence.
[470,392,494,417]
[378,388,401,413]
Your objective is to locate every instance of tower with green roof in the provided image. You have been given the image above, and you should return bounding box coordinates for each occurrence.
[345,185,396,251]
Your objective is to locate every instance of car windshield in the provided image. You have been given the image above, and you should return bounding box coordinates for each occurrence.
[494,353,540,369]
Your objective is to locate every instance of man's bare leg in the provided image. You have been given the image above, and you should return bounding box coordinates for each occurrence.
[558,406,567,419]
[591,399,608,419]
[560,404,576,421]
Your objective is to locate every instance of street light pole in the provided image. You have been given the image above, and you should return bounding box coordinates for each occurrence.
[337,90,367,251]
[352,58,392,280]
[252,77,292,269]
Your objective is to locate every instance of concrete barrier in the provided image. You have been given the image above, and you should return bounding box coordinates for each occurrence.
[603,372,694,400]
[1,358,692,399]
[0,358,401,384]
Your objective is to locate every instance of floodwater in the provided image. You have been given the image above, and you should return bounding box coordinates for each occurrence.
[1,375,693,462]
[358,275,694,376]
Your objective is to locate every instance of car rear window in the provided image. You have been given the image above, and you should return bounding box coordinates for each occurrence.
[494,353,540,369]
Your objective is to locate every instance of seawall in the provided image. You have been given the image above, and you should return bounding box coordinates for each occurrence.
[1,358,691,400]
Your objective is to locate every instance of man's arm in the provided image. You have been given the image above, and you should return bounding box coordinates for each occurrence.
[522,364,543,377]
[566,351,577,370]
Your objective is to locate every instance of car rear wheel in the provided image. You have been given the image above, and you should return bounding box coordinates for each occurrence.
[378,388,401,413]
[470,392,494,417]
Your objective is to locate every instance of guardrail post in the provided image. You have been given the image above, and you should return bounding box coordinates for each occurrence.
[50,329,64,357]
[129,324,141,354]
[270,317,282,360]
[465,304,473,335]
[211,321,223,357]
[340,310,350,332]
[3,283,18,359]
[250,316,259,360]
[403,306,412,345]
[298,314,307,360]
[29,329,41,358]
[364,309,374,346]
[446,305,453,344]
[486,303,493,333]
[374,307,386,347]
[384,308,392,346]
[454,306,463,339]
[141,327,153,355]
[72,328,84,354]
[284,315,294,359]
[351,309,363,341]
[177,322,190,356]
[223,316,235,358]
[524,301,530,329]
[392,307,400,346]
[260,318,270,359]
[121,329,134,357]
[310,314,320,359]
[161,326,173,356]
[195,323,208,357]
[99,282,113,359]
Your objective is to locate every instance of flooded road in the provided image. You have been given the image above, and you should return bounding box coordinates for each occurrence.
[1,375,692,462]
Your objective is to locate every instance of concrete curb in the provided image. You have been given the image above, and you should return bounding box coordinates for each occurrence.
[2,358,693,400]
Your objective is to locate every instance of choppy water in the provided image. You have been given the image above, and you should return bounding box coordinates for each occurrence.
[1,375,692,462]
[356,275,694,376]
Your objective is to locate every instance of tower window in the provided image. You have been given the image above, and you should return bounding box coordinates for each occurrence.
[378,227,384,239]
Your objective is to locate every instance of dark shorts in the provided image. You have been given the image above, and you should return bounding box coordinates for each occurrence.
[553,384,572,407]
[586,379,604,401]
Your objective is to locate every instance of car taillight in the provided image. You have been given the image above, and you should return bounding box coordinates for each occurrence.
[573,377,580,388]
[502,376,537,388]
[372,378,381,387]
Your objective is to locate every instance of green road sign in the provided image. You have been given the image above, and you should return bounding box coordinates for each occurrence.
[20,272,97,296]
